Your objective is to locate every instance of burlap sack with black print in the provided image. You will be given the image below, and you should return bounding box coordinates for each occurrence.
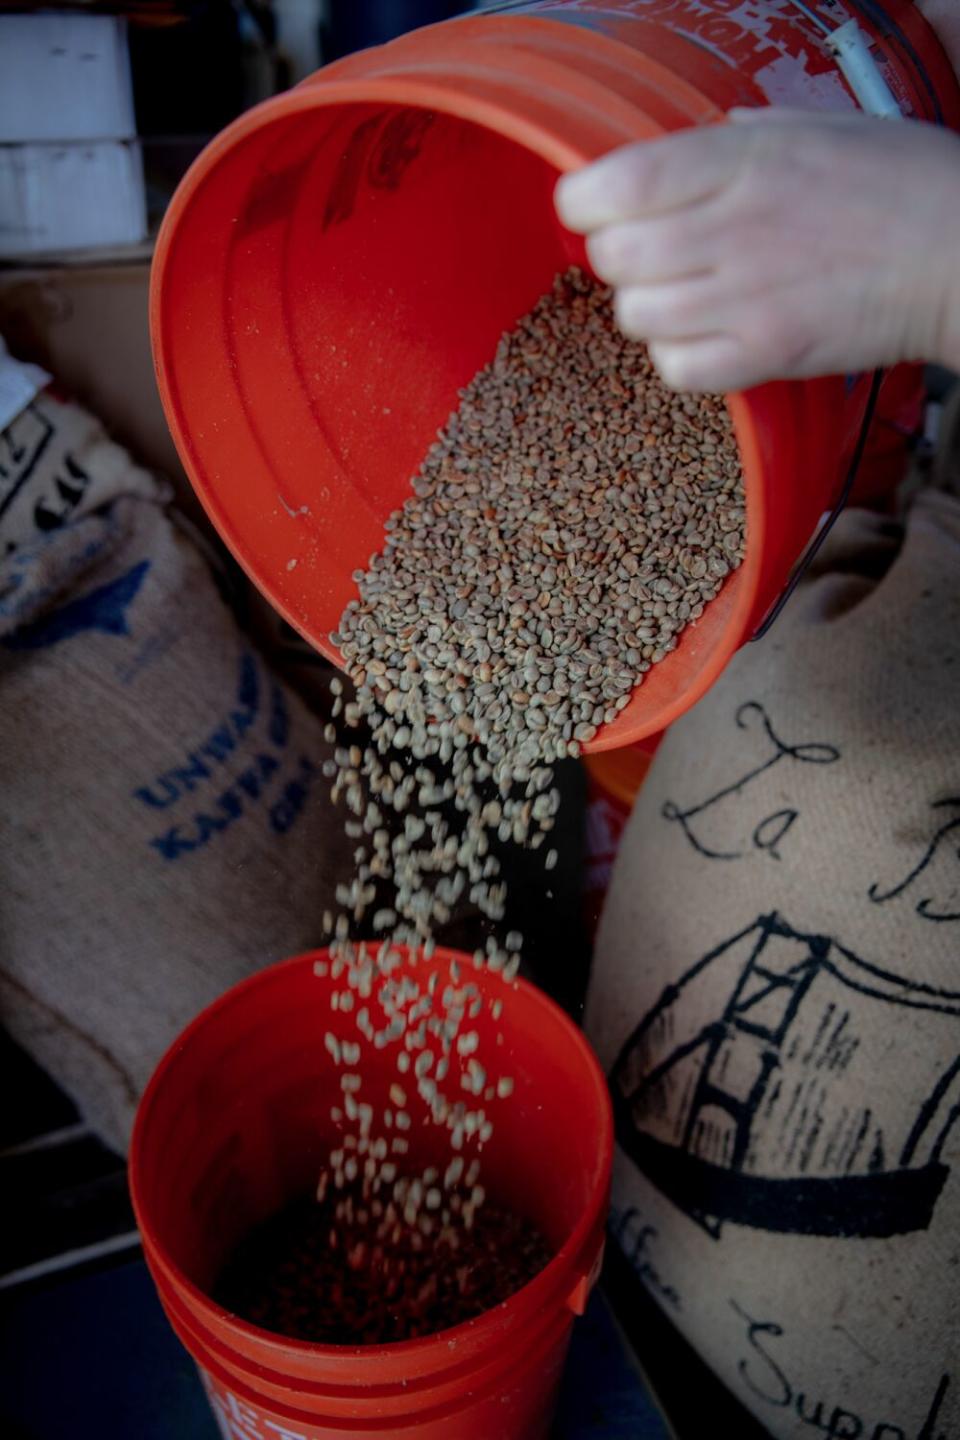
[0,390,362,1153]
[586,489,960,1440]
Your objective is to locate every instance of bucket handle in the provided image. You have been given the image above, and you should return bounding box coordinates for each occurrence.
[566,1238,606,1316]
[752,367,884,641]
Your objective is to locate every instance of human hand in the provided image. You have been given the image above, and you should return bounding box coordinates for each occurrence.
[555,110,960,392]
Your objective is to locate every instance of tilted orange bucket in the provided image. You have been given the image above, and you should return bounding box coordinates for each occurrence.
[150,1,960,750]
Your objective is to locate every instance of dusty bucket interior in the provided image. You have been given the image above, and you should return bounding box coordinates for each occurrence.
[155,99,751,749]
[135,951,609,1301]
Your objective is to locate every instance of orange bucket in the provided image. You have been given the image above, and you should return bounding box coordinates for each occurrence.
[129,949,613,1440]
[150,1,960,750]
[582,734,661,938]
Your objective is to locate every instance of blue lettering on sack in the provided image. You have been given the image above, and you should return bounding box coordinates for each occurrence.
[168,753,212,793]
[202,722,239,765]
[237,649,257,710]
[268,680,290,747]
[236,753,279,800]
[2,559,149,650]
[149,828,195,860]
[269,756,319,835]
[135,652,261,809]
[148,754,315,859]
[140,651,315,859]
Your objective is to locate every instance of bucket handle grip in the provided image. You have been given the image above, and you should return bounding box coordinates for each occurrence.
[752,367,884,641]
[566,1238,606,1317]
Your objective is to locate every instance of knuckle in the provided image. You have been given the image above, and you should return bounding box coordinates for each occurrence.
[588,223,655,283]
[651,345,694,391]
[596,143,651,213]
[613,287,648,339]
[586,228,623,281]
[750,305,809,371]
[615,280,710,341]
[666,283,705,329]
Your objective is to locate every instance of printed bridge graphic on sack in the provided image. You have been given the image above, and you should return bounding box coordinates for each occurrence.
[610,911,960,1241]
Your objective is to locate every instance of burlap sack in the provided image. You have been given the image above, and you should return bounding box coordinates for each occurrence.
[587,489,960,1439]
[0,390,357,1153]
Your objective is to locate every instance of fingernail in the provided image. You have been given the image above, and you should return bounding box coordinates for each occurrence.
[555,167,596,226]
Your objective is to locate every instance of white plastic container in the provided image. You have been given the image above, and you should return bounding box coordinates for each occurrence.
[0,142,147,259]
[0,14,136,143]
[0,13,145,258]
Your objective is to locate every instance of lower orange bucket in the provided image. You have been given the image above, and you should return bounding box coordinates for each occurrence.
[129,949,613,1440]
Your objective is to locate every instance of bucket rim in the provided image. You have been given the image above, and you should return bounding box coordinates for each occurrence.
[149,15,766,754]
[130,946,614,1367]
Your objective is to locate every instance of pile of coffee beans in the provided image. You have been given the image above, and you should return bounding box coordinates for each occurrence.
[215,1181,551,1345]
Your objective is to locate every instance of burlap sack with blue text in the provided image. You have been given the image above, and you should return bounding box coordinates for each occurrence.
[0,391,352,1151]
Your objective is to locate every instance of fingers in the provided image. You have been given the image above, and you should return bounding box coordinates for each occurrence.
[554,109,946,391]
[615,277,827,391]
[586,216,716,287]
[613,274,722,342]
[614,281,764,391]
[554,121,785,391]
[647,336,759,394]
[555,123,744,232]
